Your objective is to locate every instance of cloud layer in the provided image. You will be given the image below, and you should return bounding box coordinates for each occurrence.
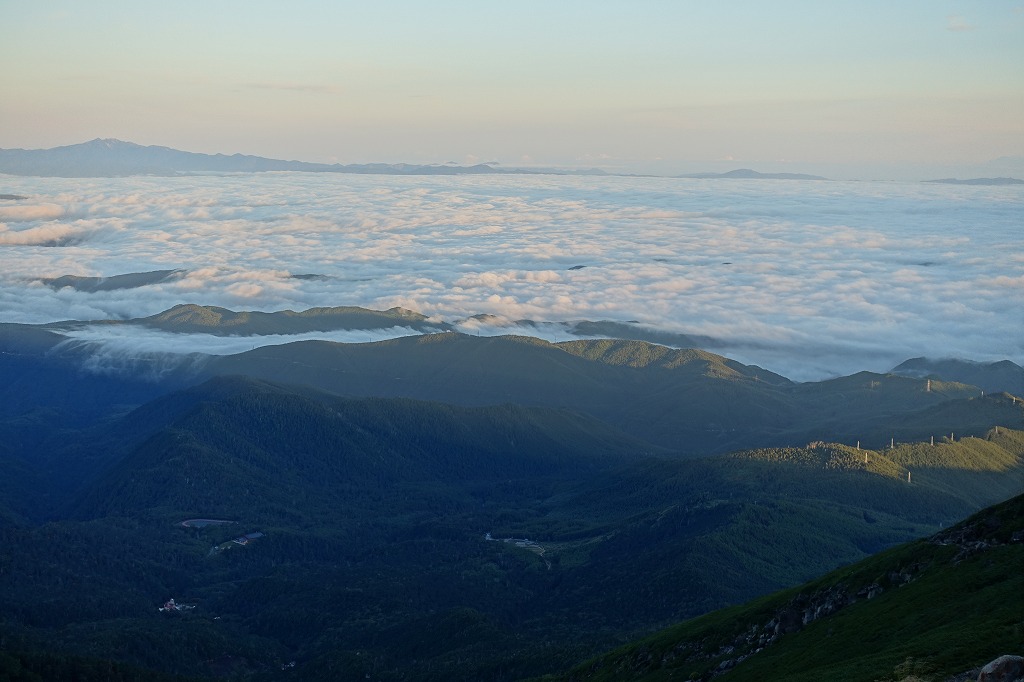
[0,173,1020,381]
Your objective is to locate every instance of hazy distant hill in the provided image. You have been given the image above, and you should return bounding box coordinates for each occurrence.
[891,357,1024,395]
[41,269,187,292]
[0,138,595,177]
[0,138,506,177]
[678,168,828,180]
[924,177,1024,185]
[42,300,716,349]
[135,302,453,335]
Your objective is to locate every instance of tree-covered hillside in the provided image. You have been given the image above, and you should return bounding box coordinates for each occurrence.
[1,372,1021,680]
[2,323,1023,680]
[549,493,1024,682]
[206,334,1002,453]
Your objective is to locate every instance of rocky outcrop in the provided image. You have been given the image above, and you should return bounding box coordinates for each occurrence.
[570,500,1022,682]
[978,655,1024,682]
[642,518,1017,681]
[646,580,904,680]
[932,509,1023,563]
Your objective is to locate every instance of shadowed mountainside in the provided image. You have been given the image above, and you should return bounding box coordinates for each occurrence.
[1,369,1021,681]
[547,493,1024,682]
[206,334,1002,453]
[3,316,1019,455]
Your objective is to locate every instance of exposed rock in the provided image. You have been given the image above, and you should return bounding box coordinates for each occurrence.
[775,606,803,634]
[978,655,1024,682]
[860,581,884,598]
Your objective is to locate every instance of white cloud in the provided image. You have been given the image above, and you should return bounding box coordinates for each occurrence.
[0,222,85,246]
[0,173,1020,380]
[946,14,976,32]
[59,324,427,358]
[0,203,65,222]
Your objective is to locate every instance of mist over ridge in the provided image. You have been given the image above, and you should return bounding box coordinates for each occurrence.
[1,172,1021,381]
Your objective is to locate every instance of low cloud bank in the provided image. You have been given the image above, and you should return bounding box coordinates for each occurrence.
[1,173,1020,381]
[59,324,428,357]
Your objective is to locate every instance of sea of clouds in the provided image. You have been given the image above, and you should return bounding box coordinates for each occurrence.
[0,172,1020,381]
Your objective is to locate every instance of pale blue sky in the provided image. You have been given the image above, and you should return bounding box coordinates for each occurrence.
[2,1,1022,177]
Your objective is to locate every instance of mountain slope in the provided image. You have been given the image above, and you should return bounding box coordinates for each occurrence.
[204,334,798,453]
[72,375,653,522]
[2,370,1022,681]
[7,324,1006,456]
[0,322,197,420]
[551,493,1024,682]
[2,322,1018,465]
[204,334,1000,453]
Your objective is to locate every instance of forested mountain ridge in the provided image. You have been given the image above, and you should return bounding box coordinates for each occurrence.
[0,367,1021,680]
[2,313,1023,680]
[6,322,1005,455]
[205,334,996,453]
[70,375,656,523]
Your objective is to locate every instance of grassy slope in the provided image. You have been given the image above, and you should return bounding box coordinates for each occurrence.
[550,494,1024,682]
[520,428,1024,636]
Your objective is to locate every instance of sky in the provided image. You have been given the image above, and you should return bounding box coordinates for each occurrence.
[2,1,1023,179]
[1,173,1020,381]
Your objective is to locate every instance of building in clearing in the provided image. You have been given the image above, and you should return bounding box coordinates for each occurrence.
[232,531,265,545]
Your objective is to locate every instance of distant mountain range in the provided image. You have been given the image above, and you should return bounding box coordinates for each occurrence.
[677,168,828,181]
[0,138,509,177]
[32,301,1024,395]
[6,140,1022,183]
[5,303,1024,455]
[924,177,1024,186]
[35,298,713,349]
[0,139,838,180]
[0,138,610,178]
[891,356,1024,395]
